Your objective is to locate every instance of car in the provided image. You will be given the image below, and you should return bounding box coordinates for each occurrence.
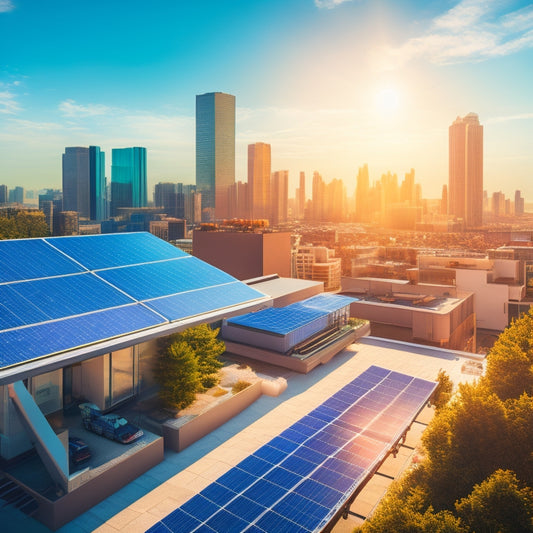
[79,403,144,444]
[69,436,91,466]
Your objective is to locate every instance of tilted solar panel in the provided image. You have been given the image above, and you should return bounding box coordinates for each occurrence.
[45,232,188,270]
[147,365,436,533]
[0,238,85,283]
[97,256,235,301]
[0,304,166,367]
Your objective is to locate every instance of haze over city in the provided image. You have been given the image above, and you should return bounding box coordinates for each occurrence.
[1,0,532,199]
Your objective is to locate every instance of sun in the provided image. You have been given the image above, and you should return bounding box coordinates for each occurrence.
[374,87,401,114]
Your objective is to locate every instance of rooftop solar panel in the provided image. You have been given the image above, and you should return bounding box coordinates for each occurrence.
[148,365,436,533]
[0,238,85,283]
[0,305,166,367]
[97,256,235,300]
[0,233,269,371]
[45,232,187,270]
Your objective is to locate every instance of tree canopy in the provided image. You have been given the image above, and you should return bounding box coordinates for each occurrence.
[0,210,50,239]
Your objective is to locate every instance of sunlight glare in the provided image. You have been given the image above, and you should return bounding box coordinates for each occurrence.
[374,87,400,114]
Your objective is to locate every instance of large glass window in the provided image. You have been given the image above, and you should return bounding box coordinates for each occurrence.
[526,262,533,298]
[32,370,62,415]
[109,347,135,407]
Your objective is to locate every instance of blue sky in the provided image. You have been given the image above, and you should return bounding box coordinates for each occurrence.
[1,0,532,201]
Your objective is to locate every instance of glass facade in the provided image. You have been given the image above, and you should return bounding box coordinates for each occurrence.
[89,146,106,221]
[111,147,147,216]
[196,92,235,220]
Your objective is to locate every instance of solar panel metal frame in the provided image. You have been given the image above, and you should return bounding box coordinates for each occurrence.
[147,365,437,533]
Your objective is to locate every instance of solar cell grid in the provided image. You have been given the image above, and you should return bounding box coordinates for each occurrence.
[148,366,437,533]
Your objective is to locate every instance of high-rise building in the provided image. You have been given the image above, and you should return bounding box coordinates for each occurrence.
[111,147,147,217]
[296,171,306,220]
[271,170,289,225]
[0,185,8,205]
[515,190,525,216]
[355,164,370,223]
[39,189,63,235]
[62,146,105,221]
[449,113,483,227]
[8,186,24,204]
[196,92,235,221]
[248,142,271,221]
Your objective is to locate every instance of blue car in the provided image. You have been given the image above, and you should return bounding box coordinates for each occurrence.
[79,403,144,444]
[69,436,91,466]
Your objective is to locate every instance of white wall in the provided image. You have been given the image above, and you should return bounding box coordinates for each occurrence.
[456,269,508,330]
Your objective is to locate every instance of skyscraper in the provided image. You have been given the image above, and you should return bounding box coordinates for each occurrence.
[248,142,271,221]
[196,92,235,221]
[271,170,289,225]
[62,146,105,221]
[449,113,483,227]
[355,164,370,223]
[111,147,147,216]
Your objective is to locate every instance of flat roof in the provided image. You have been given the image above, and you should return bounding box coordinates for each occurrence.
[68,337,482,533]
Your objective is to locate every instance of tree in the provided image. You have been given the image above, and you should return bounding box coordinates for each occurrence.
[155,340,201,409]
[455,469,533,533]
[356,481,467,533]
[423,382,511,509]
[0,211,50,240]
[433,369,453,410]
[483,310,533,400]
[173,324,225,389]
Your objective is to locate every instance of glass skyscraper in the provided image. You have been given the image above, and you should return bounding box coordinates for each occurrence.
[62,146,105,221]
[196,92,235,221]
[111,147,147,216]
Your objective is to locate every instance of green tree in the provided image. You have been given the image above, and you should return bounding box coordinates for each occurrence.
[356,482,467,533]
[0,211,50,240]
[433,369,453,410]
[483,310,533,400]
[174,324,225,389]
[423,382,510,508]
[155,340,201,409]
[505,394,533,485]
[455,469,533,533]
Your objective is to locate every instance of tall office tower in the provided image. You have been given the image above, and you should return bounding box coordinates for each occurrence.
[62,146,105,221]
[0,185,8,204]
[492,191,505,217]
[401,168,416,205]
[271,170,289,225]
[441,185,448,215]
[111,147,147,217]
[196,92,235,221]
[312,171,326,222]
[183,184,202,224]
[515,190,525,216]
[355,164,370,222]
[449,113,483,227]
[296,171,306,219]
[248,142,271,221]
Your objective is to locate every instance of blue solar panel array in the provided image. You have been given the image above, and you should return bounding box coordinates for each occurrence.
[226,293,355,336]
[0,233,267,369]
[147,365,437,533]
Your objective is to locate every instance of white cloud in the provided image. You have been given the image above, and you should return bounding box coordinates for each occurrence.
[58,99,111,117]
[315,0,354,9]
[0,90,20,114]
[0,0,14,13]
[486,112,533,124]
[385,0,533,67]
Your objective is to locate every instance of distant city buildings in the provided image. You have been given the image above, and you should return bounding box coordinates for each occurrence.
[62,146,106,221]
[449,113,484,227]
[293,245,342,291]
[196,92,236,221]
[111,147,147,217]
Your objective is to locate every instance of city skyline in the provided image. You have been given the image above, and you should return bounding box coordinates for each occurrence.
[1,0,532,199]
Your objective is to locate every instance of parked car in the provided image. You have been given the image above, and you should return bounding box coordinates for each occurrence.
[79,403,144,444]
[69,436,91,466]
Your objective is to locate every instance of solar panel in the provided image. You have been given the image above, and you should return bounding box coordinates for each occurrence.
[0,305,166,367]
[0,238,85,283]
[97,256,235,300]
[45,232,187,270]
[148,365,436,533]
[0,233,268,371]
[148,366,436,533]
